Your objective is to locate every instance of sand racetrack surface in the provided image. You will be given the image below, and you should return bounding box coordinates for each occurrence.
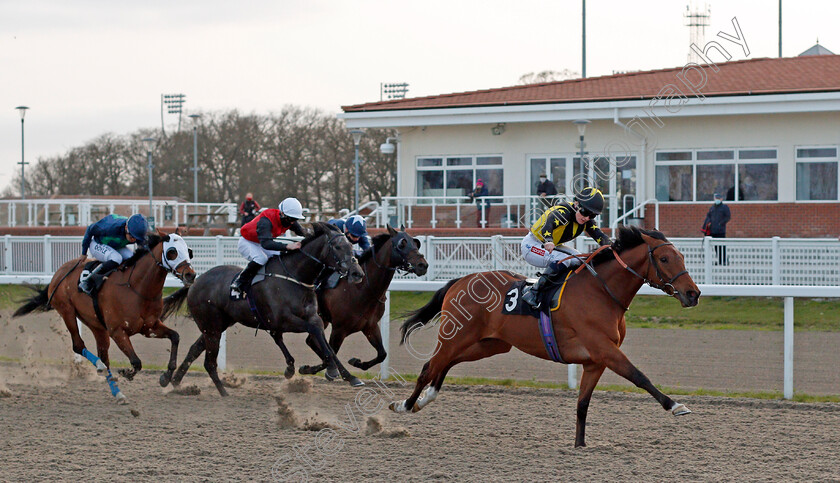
[3,309,840,480]
[2,369,840,481]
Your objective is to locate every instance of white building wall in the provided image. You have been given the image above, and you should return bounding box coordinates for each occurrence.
[397,111,840,203]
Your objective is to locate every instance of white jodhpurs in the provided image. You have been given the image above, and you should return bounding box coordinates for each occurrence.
[238,237,281,265]
[89,240,134,264]
[520,232,582,269]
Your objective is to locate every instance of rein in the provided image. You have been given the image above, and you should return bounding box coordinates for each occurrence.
[276,233,348,290]
[565,241,690,311]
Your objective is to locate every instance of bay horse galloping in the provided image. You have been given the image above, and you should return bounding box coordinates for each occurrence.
[390,226,701,447]
[160,222,366,396]
[13,233,196,403]
[299,225,428,378]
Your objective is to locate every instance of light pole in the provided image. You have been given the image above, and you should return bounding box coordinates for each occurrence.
[349,128,365,213]
[573,119,591,193]
[142,137,156,227]
[189,114,200,203]
[15,106,29,199]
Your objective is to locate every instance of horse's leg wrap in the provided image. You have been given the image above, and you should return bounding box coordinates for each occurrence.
[81,347,107,372]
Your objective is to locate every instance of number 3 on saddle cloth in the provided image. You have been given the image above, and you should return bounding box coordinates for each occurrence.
[501,267,575,363]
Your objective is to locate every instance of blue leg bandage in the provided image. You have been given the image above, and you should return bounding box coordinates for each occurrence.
[106,370,121,397]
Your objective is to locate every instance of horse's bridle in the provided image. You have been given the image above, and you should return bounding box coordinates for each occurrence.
[613,242,689,295]
[370,234,421,274]
[276,233,355,288]
[156,250,194,284]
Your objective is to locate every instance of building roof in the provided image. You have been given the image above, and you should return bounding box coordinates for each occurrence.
[342,55,840,112]
[799,43,835,56]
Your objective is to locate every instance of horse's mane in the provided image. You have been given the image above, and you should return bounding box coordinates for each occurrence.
[590,225,668,266]
[300,222,341,248]
[357,233,392,264]
[121,233,167,267]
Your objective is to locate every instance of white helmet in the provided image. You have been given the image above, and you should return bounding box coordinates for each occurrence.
[278,197,305,219]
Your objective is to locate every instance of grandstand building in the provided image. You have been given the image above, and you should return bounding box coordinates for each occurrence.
[341,51,840,238]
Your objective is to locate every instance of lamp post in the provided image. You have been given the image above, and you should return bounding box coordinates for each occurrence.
[142,137,156,227]
[15,106,29,199]
[349,128,365,213]
[189,114,200,203]
[573,119,591,193]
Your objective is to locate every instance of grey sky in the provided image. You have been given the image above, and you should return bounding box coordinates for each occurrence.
[2,0,836,194]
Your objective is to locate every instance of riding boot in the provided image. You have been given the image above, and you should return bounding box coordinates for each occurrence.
[80,260,119,295]
[522,262,562,309]
[230,261,263,295]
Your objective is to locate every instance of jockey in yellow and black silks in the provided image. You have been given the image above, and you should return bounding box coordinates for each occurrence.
[521,187,611,309]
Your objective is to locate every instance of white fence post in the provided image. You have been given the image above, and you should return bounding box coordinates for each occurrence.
[4,234,11,274]
[218,332,227,372]
[43,235,52,273]
[425,236,435,281]
[568,364,578,389]
[379,291,391,380]
[703,236,713,284]
[784,296,794,400]
[772,236,781,285]
[491,235,502,271]
[215,235,224,266]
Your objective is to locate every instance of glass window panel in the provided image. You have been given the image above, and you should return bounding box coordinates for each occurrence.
[656,151,692,161]
[446,157,472,166]
[797,148,837,159]
[549,158,566,195]
[796,162,838,200]
[530,158,546,195]
[417,157,442,167]
[618,156,637,207]
[739,149,777,160]
[445,169,474,198]
[591,156,612,195]
[738,164,777,201]
[476,156,502,165]
[696,164,735,201]
[655,165,692,201]
[416,170,443,197]
[697,150,735,161]
[476,168,504,196]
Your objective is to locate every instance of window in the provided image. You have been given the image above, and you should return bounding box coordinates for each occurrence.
[655,148,778,202]
[416,155,504,199]
[796,146,839,201]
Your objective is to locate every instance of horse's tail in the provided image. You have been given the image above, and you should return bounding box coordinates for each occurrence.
[161,286,191,321]
[13,285,52,318]
[399,277,463,345]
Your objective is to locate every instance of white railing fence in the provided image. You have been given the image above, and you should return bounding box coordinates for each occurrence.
[0,199,237,228]
[376,194,644,230]
[2,235,840,287]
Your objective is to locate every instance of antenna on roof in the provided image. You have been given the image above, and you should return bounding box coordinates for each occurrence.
[685,2,711,64]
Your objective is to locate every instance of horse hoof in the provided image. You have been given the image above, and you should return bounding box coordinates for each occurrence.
[347,377,364,387]
[389,401,407,413]
[325,368,340,381]
[159,372,172,387]
[348,358,362,368]
[411,403,421,413]
[115,392,128,405]
[118,369,135,381]
[671,403,691,416]
[298,366,315,375]
[95,360,107,373]
[284,366,295,379]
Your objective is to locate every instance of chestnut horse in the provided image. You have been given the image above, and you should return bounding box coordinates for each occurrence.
[390,226,701,447]
[13,233,196,403]
[299,225,428,378]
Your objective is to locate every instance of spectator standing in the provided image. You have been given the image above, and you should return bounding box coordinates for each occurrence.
[536,173,558,211]
[239,193,261,227]
[703,192,731,265]
[469,179,490,227]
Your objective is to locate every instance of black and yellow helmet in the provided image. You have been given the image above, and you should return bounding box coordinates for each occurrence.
[574,187,605,217]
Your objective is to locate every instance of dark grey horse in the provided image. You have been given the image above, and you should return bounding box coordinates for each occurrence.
[161,222,365,395]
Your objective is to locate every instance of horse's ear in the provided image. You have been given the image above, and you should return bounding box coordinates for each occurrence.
[174,226,181,236]
[400,224,406,231]
[387,224,398,237]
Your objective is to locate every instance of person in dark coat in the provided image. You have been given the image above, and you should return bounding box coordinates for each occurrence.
[536,173,558,211]
[239,193,261,226]
[703,192,731,265]
[469,179,490,227]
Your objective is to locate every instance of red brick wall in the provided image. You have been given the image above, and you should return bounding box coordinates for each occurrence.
[647,203,840,238]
